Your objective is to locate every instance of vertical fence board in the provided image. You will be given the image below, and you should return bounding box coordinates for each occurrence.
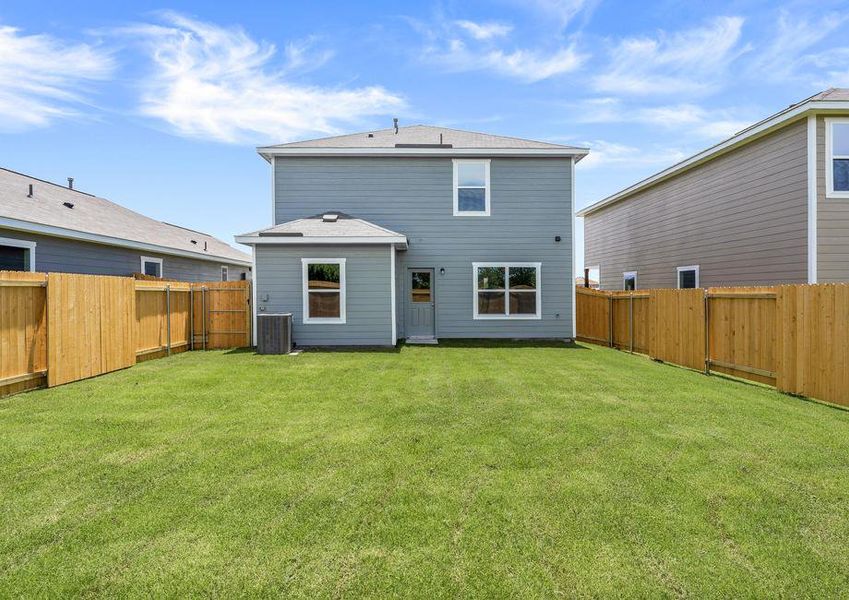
[649,288,705,371]
[777,284,849,406]
[46,273,136,387]
[0,272,48,396]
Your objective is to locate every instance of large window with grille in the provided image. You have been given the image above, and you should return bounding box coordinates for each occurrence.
[472,262,541,319]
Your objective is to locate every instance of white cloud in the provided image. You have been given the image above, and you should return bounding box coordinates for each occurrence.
[420,18,585,82]
[0,25,114,131]
[577,139,688,170]
[572,98,750,141]
[454,20,512,40]
[431,40,584,82]
[123,12,405,144]
[750,11,847,82]
[593,16,747,95]
[520,0,597,29]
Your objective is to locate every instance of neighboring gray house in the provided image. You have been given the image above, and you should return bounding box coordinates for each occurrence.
[579,89,849,290]
[236,125,588,346]
[0,167,251,281]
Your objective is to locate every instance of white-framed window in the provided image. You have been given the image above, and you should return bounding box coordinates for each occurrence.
[140,256,163,278]
[302,258,346,324]
[623,271,637,291]
[826,117,849,198]
[221,265,229,281]
[677,265,700,289]
[472,262,541,320]
[0,236,36,272]
[453,159,491,216]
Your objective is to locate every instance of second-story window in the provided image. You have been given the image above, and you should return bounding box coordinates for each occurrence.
[827,118,849,197]
[453,159,491,216]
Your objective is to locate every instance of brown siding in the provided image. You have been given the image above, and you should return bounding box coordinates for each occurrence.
[817,115,849,283]
[584,119,808,290]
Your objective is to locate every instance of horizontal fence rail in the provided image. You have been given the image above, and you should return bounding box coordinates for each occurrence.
[0,271,251,397]
[576,284,849,408]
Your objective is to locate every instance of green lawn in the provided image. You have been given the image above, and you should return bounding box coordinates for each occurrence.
[2,342,849,597]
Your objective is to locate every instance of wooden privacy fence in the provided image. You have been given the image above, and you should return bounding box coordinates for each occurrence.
[0,271,251,397]
[576,284,849,408]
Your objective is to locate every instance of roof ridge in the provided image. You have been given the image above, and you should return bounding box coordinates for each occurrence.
[0,167,96,197]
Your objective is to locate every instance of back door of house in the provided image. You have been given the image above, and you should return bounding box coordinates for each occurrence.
[407,268,435,338]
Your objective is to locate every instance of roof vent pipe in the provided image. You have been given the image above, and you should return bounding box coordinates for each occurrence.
[67,177,74,190]
[393,118,399,134]
[27,184,33,198]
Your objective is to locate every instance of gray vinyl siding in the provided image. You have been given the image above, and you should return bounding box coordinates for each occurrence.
[255,244,392,346]
[817,115,849,282]
[584,119,808,290]
[0,228,249,281]
[273,157,573,340]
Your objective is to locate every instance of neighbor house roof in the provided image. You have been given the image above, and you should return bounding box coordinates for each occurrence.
[0,167,251,266]
[235,213,407,248]
[258,125,589,161]
[577,88,849,217]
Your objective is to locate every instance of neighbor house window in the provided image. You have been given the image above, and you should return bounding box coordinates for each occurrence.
[140,256,163,278]
[827,118,849,197]
[473,262,541,319]
[453,159,491,216]
[623,271,637,291]
[302,258,346,324]
[677,265,700,289]
[221,266,229,282]
[0,237,36,272]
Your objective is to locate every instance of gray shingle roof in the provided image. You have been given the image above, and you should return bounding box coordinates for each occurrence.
[240,213,405,240]
[263,124,584,151]
[0,167,250,265]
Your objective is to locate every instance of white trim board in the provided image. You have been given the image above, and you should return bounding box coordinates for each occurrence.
[0,216,251,267]
[235,235,408,247]
[570,156,576,338]
[258,146,589,162]
[578,101,849,217]
[389,246,397,345]
[808,115,818,284]
[0,235,36,271]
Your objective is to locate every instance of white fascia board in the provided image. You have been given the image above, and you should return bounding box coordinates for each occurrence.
[257,146,590,161]
[577,101,849,217]
[0,216,252,267]
[235,235,408,247]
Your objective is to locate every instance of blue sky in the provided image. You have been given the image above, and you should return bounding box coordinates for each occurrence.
[1,0,847,270]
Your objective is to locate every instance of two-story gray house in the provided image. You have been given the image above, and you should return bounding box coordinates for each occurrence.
[580,89,849,290]
[236,125,588,346]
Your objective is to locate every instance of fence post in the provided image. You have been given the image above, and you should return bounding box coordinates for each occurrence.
[608,295,614,348]
[629,293,634,353]
[165,284,171,356]
[703,289,709,375]
[202,287,207,350]
[189,287,194,351]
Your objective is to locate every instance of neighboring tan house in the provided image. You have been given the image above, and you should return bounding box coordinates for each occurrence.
[0,167,251,281]
[579,89,849,290]
[236,124,588,346]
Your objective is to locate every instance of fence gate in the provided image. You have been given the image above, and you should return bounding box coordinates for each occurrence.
[191,281,252,350]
